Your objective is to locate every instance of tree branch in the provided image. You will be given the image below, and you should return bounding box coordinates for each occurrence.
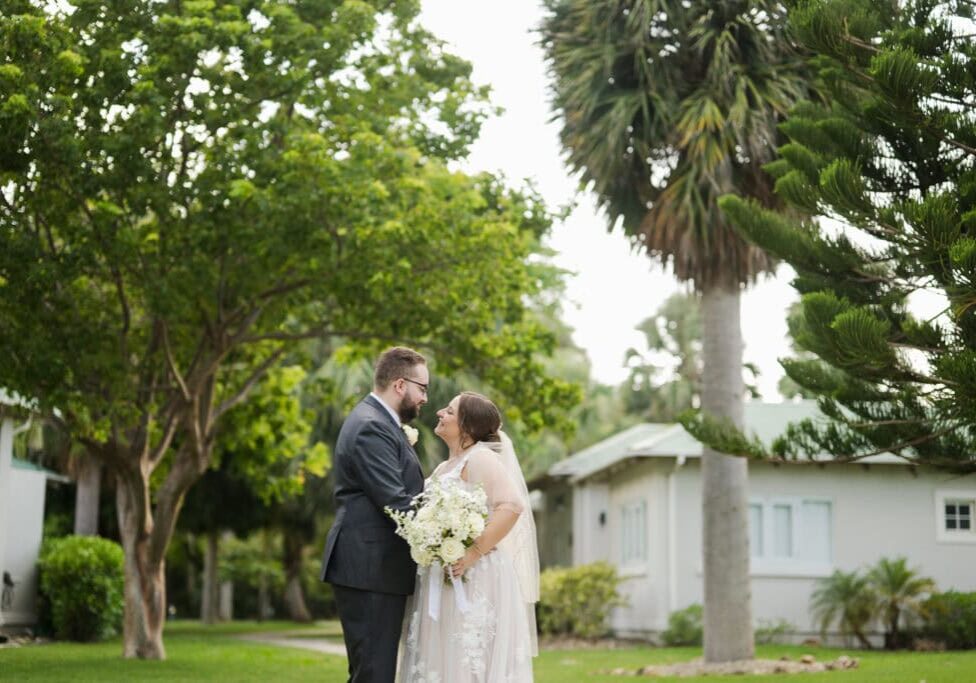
[161,321,192,402]
[212,345,287,424]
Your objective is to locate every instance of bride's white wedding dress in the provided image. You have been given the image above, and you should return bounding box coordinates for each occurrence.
[396,438,537,683]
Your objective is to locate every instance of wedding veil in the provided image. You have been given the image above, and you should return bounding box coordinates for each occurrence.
[481,430,540,655]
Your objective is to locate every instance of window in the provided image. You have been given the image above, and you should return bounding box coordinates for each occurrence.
[749,498,832,575]
[620,500,647,566]
[945,501,972,531]
[936,490,976,544]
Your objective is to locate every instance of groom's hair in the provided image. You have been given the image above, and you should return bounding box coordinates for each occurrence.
[374,346,427,390]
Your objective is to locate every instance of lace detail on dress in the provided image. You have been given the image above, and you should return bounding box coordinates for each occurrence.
[406,604,421,652]
[409,662,441,683]
[454,588,496,679]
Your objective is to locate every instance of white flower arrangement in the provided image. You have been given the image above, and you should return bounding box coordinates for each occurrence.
[402,423,419,446]
[386,478,488,570]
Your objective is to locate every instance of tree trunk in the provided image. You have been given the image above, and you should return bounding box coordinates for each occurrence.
[218,531,234,621]
[219,579,234,621]
[201,531,219,624]
[257,530,271,621]
[854,627,873,650]
[282,529,312,623]
[116,475,166,659]
[701,285,754,663]
[73,457,102,536]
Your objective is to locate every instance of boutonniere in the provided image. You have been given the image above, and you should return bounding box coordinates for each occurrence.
[402,424,419,446]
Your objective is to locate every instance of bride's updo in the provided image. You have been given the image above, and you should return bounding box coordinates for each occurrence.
[457,391,502,446]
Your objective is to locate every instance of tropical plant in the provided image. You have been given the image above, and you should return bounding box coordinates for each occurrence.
[810,569,876,649]
[540,0,811,661]
[868,557,936,649]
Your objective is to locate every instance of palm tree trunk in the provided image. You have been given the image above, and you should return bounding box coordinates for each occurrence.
[701,284,754,663]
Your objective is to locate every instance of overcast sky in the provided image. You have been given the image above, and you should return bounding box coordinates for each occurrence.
[419,0,798,400]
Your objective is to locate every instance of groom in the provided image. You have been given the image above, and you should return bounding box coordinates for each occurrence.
[321,346,428,682]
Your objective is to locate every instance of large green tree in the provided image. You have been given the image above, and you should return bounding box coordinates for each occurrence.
[541,0,808,661]
[716,0,976,474]
[0,1,577,658]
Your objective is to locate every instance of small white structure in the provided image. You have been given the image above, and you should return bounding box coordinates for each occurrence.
[1,392,66,626]
[532,400,976,642]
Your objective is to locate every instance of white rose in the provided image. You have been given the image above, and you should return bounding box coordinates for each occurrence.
[410,546,433,566]
[466,512,485,537]
[438,537,466,564]
[402,424,419,446]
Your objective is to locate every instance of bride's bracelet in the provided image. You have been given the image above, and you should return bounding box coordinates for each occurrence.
[472,541,487,557]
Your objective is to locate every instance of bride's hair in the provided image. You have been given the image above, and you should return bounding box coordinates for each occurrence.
[457,391,502,446]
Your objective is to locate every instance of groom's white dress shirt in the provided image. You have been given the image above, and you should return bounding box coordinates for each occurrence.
[369,392,401,427]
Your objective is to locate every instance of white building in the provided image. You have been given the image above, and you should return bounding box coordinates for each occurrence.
[532,400,976,642]
[1,392,66,626]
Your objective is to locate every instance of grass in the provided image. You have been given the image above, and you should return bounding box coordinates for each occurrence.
[2,621,975,682]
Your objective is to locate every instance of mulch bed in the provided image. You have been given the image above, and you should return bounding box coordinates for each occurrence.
[604,654,860,677]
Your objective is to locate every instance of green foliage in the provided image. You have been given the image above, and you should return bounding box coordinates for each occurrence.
[922,591,976,650]
[220,533,284,596]
[662,603,704,646]
[811,569,876,648]
[810,557,938,649]
[868,556,936,649]
[755,618,794,645]
[537,562,627,639]
[38,536,124,642]
[0,1,580,650]
[715,0,976,472]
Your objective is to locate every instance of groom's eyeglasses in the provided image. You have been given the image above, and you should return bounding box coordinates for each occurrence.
[401,377,429,395]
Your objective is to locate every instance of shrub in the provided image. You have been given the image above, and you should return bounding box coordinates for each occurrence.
[755,618,794,645]
[922,591,976,650]
[661,603,703,646]
[537,562,626,638]
[38,535,124,641]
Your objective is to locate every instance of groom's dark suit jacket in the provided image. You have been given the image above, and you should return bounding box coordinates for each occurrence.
[320,395,424,595]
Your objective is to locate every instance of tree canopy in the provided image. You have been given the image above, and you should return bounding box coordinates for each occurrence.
[0,0,578,657]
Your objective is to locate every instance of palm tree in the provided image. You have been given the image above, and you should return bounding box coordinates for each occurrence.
[867,557,936,649]
[811,570,876,649]
[540,0,808,662]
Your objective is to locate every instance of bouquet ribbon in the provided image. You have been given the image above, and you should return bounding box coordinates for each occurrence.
[427,560,470,621]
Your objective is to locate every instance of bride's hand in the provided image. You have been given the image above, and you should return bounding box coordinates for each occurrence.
[449,547,481,579]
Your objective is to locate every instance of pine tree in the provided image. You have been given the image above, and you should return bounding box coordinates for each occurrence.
[702,0,976,474]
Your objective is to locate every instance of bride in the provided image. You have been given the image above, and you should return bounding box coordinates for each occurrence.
[397,391,539,682]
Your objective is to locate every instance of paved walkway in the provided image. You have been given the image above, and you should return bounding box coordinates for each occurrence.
[238,632,347,657]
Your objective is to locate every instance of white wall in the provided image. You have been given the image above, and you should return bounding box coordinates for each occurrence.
[572,482,610,565]
[605,461,672,635]
[1,467,47,625]
[667,460,976,638]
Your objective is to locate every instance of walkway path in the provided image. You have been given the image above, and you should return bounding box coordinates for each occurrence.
[238,632,347,657]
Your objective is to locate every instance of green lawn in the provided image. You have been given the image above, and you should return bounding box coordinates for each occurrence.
[2,621,974,682]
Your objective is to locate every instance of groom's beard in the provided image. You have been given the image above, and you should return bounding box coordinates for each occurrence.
[398,396,421,423]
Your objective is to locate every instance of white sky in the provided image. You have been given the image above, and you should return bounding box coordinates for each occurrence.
[420,0,797,399]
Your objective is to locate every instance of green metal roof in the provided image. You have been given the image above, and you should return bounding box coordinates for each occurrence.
[549,423,677,481]
[11,457,70,482]
[549,400,904,482]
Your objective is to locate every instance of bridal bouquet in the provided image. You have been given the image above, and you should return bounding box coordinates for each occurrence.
[386,478,488,568]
